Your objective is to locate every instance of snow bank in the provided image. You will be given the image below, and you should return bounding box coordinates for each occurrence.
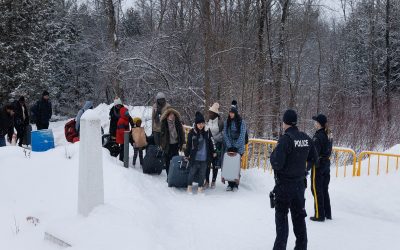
[0,120,399,250]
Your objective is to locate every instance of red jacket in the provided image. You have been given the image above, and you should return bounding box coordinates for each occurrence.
[116,106,130,144]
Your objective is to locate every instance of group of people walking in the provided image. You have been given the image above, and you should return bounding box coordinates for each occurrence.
[105,93,248,193]
[0,91,52,147]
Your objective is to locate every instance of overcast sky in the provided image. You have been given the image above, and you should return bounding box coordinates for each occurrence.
[79,0,345,22]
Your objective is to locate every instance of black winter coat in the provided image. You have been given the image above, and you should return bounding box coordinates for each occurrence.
[313,128,333,170]
[13,101,29,127]
[185,128,215,164]
[109,106,121,138]
[0,107,14,138]
[31,98,52,124]
[270,126,318,181]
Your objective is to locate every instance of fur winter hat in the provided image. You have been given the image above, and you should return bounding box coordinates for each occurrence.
[42,91,50,97]
[209,102,220,114]
[195,111,205,124]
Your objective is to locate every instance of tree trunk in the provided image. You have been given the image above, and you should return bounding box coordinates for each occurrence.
[256,0,267,137]
[104,0,122,100]
[385,0,391,125]
[201,0,212,117]
[272,0,290,138]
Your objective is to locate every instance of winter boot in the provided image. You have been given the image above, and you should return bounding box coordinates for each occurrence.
[204,182,210,189]
[211,181,216,189]
[310,216,325,222]
[226,186,233,192]
[187,185,193,194]
[198,187,204,194]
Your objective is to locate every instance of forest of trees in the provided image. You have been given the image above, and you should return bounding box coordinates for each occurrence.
[1,0,399,151]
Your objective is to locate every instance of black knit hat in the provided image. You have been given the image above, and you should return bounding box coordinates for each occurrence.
[312,114,327,127]
[229,100,239,115]
[195,111,205,124]
[42,90,50,97]
[19,96,25,102]
[283,109,297,126]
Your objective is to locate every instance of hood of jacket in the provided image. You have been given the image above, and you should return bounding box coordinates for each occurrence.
[82,101,93,112]
[160,108,181,122]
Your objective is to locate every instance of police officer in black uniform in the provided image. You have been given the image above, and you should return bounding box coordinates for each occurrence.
[310,114,333,222]
[270,109,317,250]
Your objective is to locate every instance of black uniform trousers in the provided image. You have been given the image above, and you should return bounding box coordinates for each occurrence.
[273,180,307,250]
[311,166,331,219]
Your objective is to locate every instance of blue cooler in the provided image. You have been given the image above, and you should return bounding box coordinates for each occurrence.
[31,129,55,152]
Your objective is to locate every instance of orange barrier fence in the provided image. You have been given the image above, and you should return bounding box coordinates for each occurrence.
[182,125,399,177]
[357,151,400,176]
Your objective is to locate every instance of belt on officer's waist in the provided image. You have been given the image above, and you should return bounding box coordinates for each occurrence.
[275,175,304,184]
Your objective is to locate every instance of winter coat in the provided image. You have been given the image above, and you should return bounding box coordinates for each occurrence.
[12,101,29,127]
[206,116,224,143]
[109,105,121,138]
[160,108,185,154]
[116,106,131,144]
[0,107,14,138]
[223,118,247,155]
[75,101,93,132]
[270,126,318,181]
[31,98,52,124]
[313,128,333,170]
[185,128,215,164]
[152,102,171,133]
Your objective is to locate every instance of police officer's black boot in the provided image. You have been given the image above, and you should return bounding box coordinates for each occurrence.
[310,216,325,222]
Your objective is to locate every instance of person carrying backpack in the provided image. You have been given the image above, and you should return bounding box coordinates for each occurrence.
[109,98,123,140]
[131,117,147,168]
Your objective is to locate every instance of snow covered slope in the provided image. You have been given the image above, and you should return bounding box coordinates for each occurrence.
[0,107,399,250]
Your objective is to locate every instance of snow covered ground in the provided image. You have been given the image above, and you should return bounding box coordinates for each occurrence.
[0,105,399,250]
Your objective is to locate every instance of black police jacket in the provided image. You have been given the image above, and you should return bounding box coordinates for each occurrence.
[313,128,333,170]
[270,126,318,181]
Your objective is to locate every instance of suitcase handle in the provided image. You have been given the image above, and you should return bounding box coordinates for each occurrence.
[178,160,188,169]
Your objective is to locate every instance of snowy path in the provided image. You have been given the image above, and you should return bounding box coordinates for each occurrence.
[1,142,400,250]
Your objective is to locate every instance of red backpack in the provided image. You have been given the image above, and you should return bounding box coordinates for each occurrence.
[65,119,79,143]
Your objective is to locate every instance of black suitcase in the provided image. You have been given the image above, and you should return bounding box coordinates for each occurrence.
[168,156,190,188]
[142,145,164,175]
[102,134,120,157]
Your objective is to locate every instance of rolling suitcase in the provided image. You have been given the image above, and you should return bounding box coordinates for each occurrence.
[142,145,164,175]
[168,156,190,188]
[221,152,241,182]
